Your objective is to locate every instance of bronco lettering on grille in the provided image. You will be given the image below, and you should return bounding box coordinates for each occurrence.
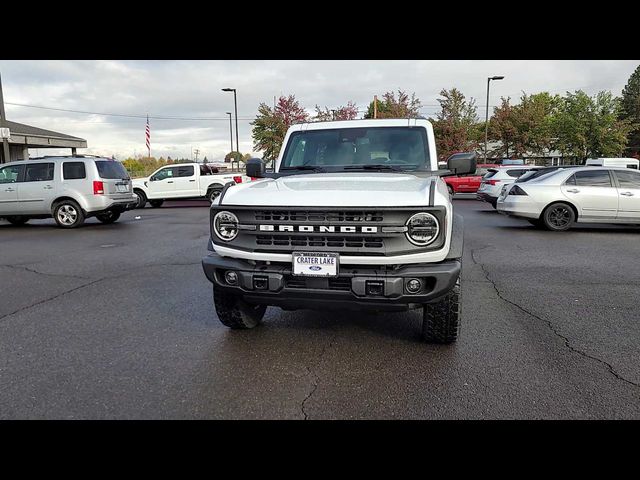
[259,225,378,233]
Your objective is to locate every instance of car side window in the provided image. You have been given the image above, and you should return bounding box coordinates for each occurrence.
[153,167,175,181]
[0,165,24,183]
[574,170,612,187]
[564,174,576,186]
[506,169,527,178]
[615,170,640,188]
[25,163,54,182]
[177,166,194,177]
[63,162,86,180]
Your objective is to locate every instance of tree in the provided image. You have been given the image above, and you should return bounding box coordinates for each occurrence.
[251,94,309,164]
[552,90,632,161]
[431,88,479,160]
[242,153,252,162]
[620,65,640,156]
[364,90,422,119]
[203,156,208,164]
[314,101,359,121]
[224,151,243,163]
[488,97,522,158]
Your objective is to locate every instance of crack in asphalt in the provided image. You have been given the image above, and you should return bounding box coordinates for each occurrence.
[0,261,202,323]
[300,339,332,420]
[470,247,640,390]
[0,264,91,281]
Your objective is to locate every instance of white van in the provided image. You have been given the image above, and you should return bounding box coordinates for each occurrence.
[585,158,639,169]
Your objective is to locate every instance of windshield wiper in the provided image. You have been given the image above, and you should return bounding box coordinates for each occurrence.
[281,166,326,173]
[343,164,405,172]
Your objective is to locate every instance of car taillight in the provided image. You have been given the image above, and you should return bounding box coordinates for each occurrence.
[250,177,258,181]
[93,180,104,195]
[485,179,499,186]
[233,176,243,184]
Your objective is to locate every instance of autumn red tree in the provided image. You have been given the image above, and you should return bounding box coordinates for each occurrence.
[314,101,359,121]
[251,95,309,163]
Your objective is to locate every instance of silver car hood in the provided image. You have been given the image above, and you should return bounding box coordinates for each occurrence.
[219,172,437,207]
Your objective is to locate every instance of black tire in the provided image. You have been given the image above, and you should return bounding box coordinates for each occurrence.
[149,199,164,208]
[542,202,575,231]
[213,285,266,329]
[96,210,121,224]
[53,200,85,228]
[5,216,29,226]
[422,278,461,344]
[133,189,147,209]
[208,187,223,204]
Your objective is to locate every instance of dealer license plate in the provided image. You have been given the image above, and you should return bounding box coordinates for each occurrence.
[292,252,339,277]
[116,184,129,192]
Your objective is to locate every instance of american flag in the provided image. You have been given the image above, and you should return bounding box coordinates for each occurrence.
[145,115,150,157]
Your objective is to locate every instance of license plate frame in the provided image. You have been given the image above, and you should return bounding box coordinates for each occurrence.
[116,184,129,193]
[292,252,339,277]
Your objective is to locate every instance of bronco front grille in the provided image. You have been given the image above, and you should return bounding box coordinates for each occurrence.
[256,235,384,249]
[254,210,384,222]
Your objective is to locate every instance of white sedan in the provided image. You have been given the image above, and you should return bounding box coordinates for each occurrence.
[497,166,640,231]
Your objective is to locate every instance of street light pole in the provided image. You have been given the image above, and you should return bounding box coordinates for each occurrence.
[0,72,11,164]
[222,88,239,170]
[484,75,504,163]
[226,112,233,155]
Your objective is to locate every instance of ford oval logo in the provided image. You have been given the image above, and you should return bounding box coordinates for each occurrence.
[309,266,322,271]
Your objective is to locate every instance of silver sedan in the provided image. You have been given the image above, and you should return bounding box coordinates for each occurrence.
[496,166,640,231]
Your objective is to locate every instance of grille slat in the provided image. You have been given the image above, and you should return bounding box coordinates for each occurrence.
[255,210,384,223]
[255,235,384,249]
[284,275,352,292]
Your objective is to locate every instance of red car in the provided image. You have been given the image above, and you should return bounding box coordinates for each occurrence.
[444,164,499,195]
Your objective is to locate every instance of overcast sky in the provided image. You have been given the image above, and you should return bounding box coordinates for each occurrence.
[0,60,638,161]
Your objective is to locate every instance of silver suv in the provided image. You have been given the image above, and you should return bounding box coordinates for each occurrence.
[0,156,137,228]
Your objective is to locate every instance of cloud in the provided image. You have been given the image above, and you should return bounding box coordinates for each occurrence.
[1,60,638,160]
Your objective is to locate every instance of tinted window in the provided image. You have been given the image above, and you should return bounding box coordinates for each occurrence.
[281,127,430,170]
[177,165,194,177]
[615,170,640,188]
[152,167,176,180]
[506,169,527,178]
[565,174,576,185]
[24,163,54,182]
[627,164,638,170]
[484,170,497,179]
[95,160,130,179]
[63,162,86,180]
[0,164,23,183]
[574,170,612,187]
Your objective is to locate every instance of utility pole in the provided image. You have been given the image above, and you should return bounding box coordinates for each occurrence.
[330,109,336,120]
[0,72,11,164]
[193,148,200,162]
[373,95,378,119]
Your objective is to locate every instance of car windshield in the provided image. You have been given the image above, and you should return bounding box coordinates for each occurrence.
[280,127,430,172]
[96,160,130,179]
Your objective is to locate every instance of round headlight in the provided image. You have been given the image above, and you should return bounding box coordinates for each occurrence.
[213,211,239,241]
[406,212,439,246]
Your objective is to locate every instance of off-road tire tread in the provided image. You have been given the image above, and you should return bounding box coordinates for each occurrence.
[422,280,461,344]
[213,285,266,329]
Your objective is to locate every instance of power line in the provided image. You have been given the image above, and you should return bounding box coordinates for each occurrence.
[4,101,254,121]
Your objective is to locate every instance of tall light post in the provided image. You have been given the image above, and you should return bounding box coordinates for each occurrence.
[222,88,238,160]
[226,112,233,156]
[484,76,504,162]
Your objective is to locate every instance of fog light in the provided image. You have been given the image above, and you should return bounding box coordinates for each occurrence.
[225,271,238,285]
[406,278,422,294]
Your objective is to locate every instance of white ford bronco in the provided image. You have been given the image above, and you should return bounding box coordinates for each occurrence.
[202,119,475,343]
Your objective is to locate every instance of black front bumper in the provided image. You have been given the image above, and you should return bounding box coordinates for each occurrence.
[202,253,461,312]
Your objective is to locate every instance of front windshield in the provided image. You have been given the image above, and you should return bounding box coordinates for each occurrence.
[280,127,430,171]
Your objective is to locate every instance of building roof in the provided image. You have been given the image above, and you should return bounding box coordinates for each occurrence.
[2,120,85,142]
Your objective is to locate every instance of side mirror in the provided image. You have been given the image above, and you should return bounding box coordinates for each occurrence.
[447,152,477,176]
[149,176,156,182]
[246,158,265,178]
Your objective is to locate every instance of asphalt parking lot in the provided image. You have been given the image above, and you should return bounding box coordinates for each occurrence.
[1,196,639,419]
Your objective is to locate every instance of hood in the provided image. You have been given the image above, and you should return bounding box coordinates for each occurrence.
[132,177,149,186]
[220,172,437,207]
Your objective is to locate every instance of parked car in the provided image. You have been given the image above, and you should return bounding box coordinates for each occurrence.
[132,163,250,208]
[476,166,532,208]
[444,163,499,195]
[499,165,578,197]
[0,156,137,228]
[585,158,639,169]
[497,167,640,231]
